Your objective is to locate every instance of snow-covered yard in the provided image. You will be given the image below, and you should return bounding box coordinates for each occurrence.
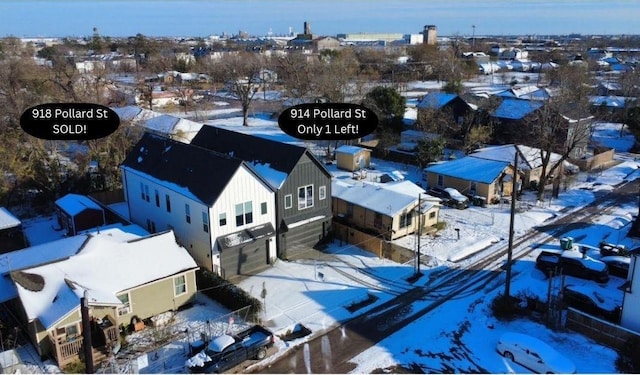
[10,94,640,373]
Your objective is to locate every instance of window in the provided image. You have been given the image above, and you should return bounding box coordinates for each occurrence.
[117,293,131,316]
[261,202,267,215]
[235,201,254,226]
[319,185,326,200]
[202,211,209,233]
[298,185,314,210]
[219,212,227,226]
[346,203,354,218]
[146,219,156,233]
[144,185,150,202]
[165,194,171,212]
[429,211,436,219]
[154,189,160,207]
[140,182,145,200]
[174,275,187,296]
[284,194,292,209]
[399,211,413,228]
[65,323,79,337]
[185,204,191,224]
[374,213,382,229]
[235,203,244,226]
[244,202,253,224]
[437,175,444,187]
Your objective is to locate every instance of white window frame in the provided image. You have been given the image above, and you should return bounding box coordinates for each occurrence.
[117,292,131,316]
[298,184,314,210]
[219,212,227,226]
[174,274,187,297]
[319,185,326,200]
[284,194,293,209]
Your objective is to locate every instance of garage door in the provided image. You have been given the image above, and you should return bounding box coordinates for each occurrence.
[280,218,330,260]
[220,241,269,278]
[217,223,275,279]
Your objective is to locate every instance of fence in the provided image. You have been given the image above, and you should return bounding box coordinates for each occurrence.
[96,304,253,374]
[333,222,383,257]
[565,308,640,351]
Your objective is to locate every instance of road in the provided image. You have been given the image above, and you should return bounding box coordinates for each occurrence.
[253,177,639,374]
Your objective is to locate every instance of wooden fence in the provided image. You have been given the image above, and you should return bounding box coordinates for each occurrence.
[565,308,640,351]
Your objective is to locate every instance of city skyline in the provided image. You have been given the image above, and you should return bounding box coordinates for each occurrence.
[1,0,638,39]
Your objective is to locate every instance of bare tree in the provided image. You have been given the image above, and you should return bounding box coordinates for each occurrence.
[217,52,265,126]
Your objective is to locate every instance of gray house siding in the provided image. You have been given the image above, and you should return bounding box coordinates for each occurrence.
[276,153,332,259]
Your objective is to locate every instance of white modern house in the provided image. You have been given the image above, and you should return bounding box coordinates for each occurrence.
[121,133,276,278]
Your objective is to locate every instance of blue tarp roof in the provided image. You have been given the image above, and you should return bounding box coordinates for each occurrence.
[424,156,510,184]
[491,98,544,120]
[417,92,458,109]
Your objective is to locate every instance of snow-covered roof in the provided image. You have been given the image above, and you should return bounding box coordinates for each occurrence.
[335,145,370,156]
[111,105,160,123]
[55,194,103,216]
[0,207,21,230]
[332,180,435,216]
[424,156,510,184]
[14,230,198,329]
[491,98,544,120]
[0,236,88,303]
[471,144,567,171]
[248,162,288,189]
[143,115,204,141]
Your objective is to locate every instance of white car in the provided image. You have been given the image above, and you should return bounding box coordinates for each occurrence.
[497,332,576,374]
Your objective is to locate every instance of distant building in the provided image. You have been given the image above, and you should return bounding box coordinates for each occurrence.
[423,25,437,45]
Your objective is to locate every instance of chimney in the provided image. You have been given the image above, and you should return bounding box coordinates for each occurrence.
[304,21,311,35]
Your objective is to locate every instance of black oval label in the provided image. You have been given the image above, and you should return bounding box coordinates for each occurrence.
[20,103,120,140]
[278,103,378,141]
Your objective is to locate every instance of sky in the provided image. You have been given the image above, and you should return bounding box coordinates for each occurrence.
[0,0,638,39]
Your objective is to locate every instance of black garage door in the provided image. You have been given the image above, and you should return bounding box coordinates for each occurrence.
[218,223,275,279]
[280,218,330,260]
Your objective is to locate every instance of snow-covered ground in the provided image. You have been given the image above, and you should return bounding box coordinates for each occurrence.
[12,88,640,373]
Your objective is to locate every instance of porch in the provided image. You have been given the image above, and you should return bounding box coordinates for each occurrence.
[51,315,119,369]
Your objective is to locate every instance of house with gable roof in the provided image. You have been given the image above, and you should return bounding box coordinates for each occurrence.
[423,156,517,203]
[416,92,476,138]
[470,144,578,189]
[190,126,332,260]
[332,179,440,241]
[8,228,198,368]
[121,132,277,278]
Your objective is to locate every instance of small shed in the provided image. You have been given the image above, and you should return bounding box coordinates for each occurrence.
[0,207,25,254]
[55,194,106,236]
[335,145,371,172]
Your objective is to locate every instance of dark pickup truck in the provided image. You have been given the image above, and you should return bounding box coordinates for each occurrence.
[535,250,609,283]
[186,325,275,373]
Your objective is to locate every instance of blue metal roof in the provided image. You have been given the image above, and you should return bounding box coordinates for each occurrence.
[417,92,458,109]
[491,98,544,120]
[424,156,510,184]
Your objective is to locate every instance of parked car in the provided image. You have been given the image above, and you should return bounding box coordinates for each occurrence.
[600,256,630,279]
[535,250,609,283]
[427,186,469,209]
[496,332,576,374]
[186,325,275,373]
[599,241,630,257]
[562,284,622,323]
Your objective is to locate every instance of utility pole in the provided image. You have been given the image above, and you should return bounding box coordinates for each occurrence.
[504,151,518,298]
[472,25,476,50]
[416,193,422,276]
[81,289,94,374]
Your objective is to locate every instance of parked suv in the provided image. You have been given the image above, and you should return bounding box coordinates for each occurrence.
[427,187,469,209]
[535,250,609,283]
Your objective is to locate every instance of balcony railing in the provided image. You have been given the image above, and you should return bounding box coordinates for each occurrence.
[51,314,120,368]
